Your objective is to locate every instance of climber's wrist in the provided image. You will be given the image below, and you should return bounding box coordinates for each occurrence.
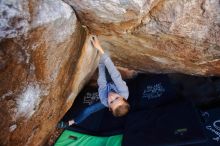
[97,47,104,54]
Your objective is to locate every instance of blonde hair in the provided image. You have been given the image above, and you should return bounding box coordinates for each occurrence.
[112,99,130,117]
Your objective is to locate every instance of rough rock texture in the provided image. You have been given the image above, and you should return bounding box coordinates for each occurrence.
[0,0,99,146]
[1,0,220,145]
[64,0,220,75]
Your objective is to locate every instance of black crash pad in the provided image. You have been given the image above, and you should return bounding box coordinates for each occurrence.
[61,73,207,146]
[62,73,179,136]
[191,108,220,146]
[122,100,206,146]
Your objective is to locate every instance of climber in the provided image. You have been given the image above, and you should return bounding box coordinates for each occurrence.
[57,36,130,128]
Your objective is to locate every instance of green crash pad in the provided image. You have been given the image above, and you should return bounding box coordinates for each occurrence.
[55,130,122,146]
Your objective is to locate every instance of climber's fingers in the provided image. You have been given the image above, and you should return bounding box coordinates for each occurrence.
[90,35,104,54]
[92,35,96,41]
[91,36,98,45]
[91,38,95,46]
[91,35,99,47]
[90,35,96,45]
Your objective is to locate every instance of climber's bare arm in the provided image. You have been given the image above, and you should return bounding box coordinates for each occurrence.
[91,36,104,54]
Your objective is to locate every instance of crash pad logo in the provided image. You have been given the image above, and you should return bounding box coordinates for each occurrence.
[142,83,165,100]
[83,92,99,105]
[174,128,188,136]
[206,119,220,142]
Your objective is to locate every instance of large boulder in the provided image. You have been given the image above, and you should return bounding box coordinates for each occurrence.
[1,0,220,145]
[0,0,99,145]
[64,0,220,75]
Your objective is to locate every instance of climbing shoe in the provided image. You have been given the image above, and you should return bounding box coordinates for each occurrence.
[57,121,69,129]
